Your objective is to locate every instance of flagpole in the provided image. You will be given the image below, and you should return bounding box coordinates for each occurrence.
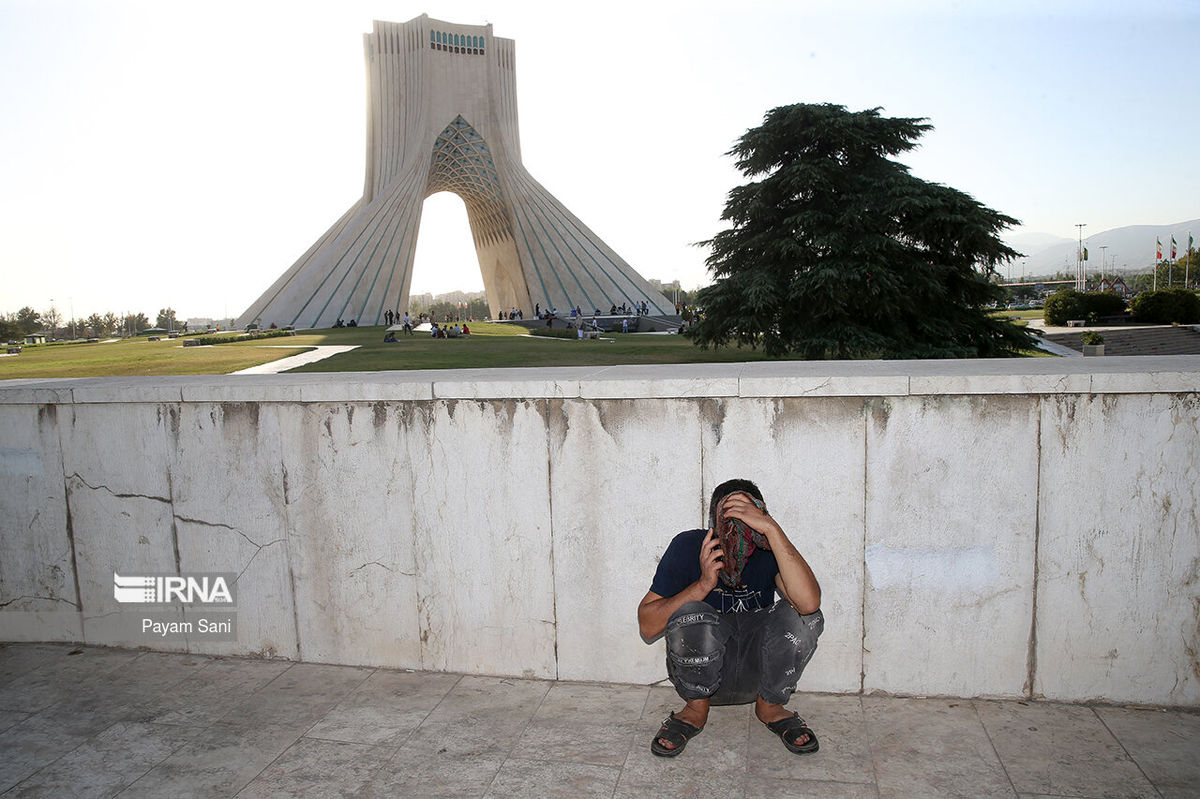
[1075,223,1086,291]
[1187,231,1193,289]
[1169,236,1175,287]
[1154,238,1160,291]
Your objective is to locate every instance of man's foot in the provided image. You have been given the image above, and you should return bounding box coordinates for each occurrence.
[652,699,709,754]
[756,697,817,753]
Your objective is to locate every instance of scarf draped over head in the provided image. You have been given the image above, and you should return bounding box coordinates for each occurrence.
[716,493,770,588]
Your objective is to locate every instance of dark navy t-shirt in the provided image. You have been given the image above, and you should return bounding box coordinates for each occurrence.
[649,528,778,613]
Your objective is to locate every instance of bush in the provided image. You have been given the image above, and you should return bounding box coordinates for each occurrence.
[1083,291,1126,320]
[1043,290,1086,326]
[1080,331,1105,345]
[1130,288,1200,324]
[183,329,296,346]
[528,327,580,339]
[1043,289,1127,325]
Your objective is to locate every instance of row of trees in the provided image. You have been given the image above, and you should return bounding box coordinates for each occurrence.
[0,306,179,341]
[1136,251,1198,291]
[405,292,489,322]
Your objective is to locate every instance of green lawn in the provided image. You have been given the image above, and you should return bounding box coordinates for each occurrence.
[0,334,313,379]
[287,323,783,373]
[0,322,1054,380]
[0,324,779,379]
[989,309,1043,323]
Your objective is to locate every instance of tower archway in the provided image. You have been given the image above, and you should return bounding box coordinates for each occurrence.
[238,15,670,329]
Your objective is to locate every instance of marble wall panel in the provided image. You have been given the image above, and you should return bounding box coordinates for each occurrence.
[701,397,868,694]
[276,402,422,668]
[410,399,556,678]
[57,404,184,647]
[1036,393,1200,705]
[547,398,703,683]
[3,367,1197,706]
[863,395,1039,697]
[167,403,296,658]
[0,404,80,640]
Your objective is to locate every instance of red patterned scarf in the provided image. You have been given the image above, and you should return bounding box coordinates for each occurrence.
[716,494,771,588]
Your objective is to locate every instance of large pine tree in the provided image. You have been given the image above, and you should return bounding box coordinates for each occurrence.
[690,103,1035,359]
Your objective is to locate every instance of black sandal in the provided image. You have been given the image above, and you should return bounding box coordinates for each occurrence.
[765,713,819,755]
[650,712,704,757]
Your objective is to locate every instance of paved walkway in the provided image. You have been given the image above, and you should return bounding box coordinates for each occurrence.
[228,345,359,375]
[1,645,1197,797]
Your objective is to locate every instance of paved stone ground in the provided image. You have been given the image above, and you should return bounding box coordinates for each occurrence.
[1,644,1197,798]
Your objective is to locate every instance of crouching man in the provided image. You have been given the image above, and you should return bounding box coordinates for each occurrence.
[637,479,824,757]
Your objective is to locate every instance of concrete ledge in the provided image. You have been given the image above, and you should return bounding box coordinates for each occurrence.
[2,356,1198,404]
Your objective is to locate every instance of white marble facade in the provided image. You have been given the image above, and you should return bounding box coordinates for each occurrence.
[1,357,1198,705]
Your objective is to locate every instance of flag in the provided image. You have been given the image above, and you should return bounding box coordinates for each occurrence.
[1083,246,1088,261]
[1156,238,1163,259]
[1171,236,1177,259]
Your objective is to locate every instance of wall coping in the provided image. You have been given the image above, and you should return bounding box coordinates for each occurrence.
[2,355,1198,404]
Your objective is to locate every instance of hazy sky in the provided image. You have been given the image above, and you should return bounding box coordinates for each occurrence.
[2,0,1197,321]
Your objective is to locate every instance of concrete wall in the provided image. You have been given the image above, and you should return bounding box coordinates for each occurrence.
[1,357,1198,706]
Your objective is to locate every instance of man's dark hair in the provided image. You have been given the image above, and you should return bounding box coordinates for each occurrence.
[708,478,764,530]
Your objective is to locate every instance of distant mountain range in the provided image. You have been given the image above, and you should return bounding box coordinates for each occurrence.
[1003,220,1199,279]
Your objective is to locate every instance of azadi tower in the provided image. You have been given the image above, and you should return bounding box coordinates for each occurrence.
[238,15,672,328]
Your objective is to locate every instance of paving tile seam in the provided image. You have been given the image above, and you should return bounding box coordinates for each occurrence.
[854,693,890,797]
[348,671,468,789]
[612,702,646,792]
[6,715,185,798]
[244,736,402,799]
[297,734,401,754]
[1088,705,1164,798]
[104,718,201,797]
[478,678,557,798]
[972,698,1024,798]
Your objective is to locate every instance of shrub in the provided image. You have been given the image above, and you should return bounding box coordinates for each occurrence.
[1043,290,1086,326]
[1130,288,1200,324]
[1043,290,1127,325]
[1080,331,1105,345]
[183,329,296,346]
[528,327,580,339]
[1083,291,1126,320]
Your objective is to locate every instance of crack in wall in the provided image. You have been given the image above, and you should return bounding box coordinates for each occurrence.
[56,406,83,615]
[543,398,559,681]
[163,415,183,577]
[67,473,170,504]
[348,561,409,577]
[234,537,286,583]
[0,594,79,610]
[1026,396,1044,699]
[860,398,870,695]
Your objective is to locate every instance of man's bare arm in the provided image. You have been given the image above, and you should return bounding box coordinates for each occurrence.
[637,529,723,640]
[720,494,821,615]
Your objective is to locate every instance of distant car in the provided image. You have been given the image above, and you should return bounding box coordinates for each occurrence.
[245,323,259,331]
